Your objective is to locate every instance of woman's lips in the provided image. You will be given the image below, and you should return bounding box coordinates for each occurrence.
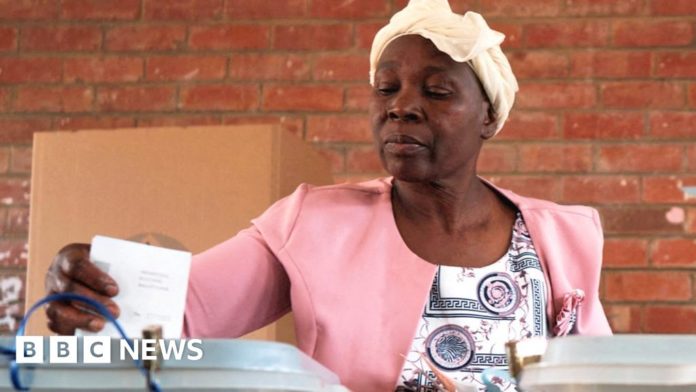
[383,134,427,155]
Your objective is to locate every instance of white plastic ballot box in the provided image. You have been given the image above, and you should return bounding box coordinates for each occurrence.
[0,338,348,391]
[519,335,696,392]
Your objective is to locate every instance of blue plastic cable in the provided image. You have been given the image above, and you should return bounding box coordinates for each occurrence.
[6,293,162,392]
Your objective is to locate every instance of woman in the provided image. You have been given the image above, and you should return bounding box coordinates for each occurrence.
[44,1,611,391]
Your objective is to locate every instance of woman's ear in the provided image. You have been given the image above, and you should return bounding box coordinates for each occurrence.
[480,102,497,140]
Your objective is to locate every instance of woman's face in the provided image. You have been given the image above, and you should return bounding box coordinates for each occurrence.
[369,35,496,183]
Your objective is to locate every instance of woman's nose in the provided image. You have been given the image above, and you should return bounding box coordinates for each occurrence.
[387,90,424,123]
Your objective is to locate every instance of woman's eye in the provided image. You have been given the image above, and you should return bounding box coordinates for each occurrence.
[425,87,452,98]
[375,85,398,95]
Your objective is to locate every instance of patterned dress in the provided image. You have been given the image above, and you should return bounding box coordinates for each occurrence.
[396,214,548,392]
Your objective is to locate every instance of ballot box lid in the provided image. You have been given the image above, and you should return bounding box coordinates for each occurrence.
[0,338,348,391]
[519,335,696,392]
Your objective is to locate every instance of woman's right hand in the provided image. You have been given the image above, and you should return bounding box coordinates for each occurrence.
[44,243,121,335]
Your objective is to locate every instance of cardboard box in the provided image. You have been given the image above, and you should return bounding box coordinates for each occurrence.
[26,125,333,341]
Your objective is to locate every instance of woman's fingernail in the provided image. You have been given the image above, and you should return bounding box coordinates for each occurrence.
[104,284,118,296]
[88,318,105,331]
[107,305,120,317]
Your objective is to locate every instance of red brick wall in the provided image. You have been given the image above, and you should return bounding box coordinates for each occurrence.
[0,0,695,334]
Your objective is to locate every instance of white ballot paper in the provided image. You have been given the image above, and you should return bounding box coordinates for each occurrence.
[79,235,192,339]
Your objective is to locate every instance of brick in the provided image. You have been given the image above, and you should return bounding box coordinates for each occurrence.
[643,176,696,203]
[562,176,640,204]
[599,206,685,234]
[524,21,609,48]
[273,24,352,51]
[229,54,310,81]
[569,51,651,78]
[222,115,304,137]
[225,0,306,18]
[314,146,345,174]
[516,83,595,109]
[0,241,28,267]
[601,82,684,109]
[652,239,696,267]
[21,26,101,51]
[346,145,384,173]
[478,144,517,173]
[649,112,696,139]
[263,85,343,112]
[314,55,369,81]
[6,207,29,235]
[65,57,143,83]
[306,115,372,142]
[598,145,682,172]
[393,0,477,13]
[489,23,523,49]
[603,238,648,268]
[497,112,558,140]
[690,84,696,108]
[189,25,269,50]
[0,304,24,334]
[688,208,696,234]
[0,272,26,298]
[0,27,17,51]
[146,56,226,81]
[144,0,223,20]
[356,22,383,50]
[563,112,644,139]
[309,0,389,18]
[10,147,31,175]
[603,305,642,333]
[645,306,696,333]
[507,51,569,79]
[651,0,696,15]
[5,207,29,236]
[138,115,222,128]
[688,145,696,171]
[484,176,560,200]
[0,0,58,20]
[0,89,9,112]
[179,85,259,111]
[614,21,693,47]
[518,144,591,173]
[97,87,176,112]
[106,25,186,51]
[0,178,30,206]
[61,0,140,20]
[481,0,561,17]
[564,0,645,16]
[14,86,93,113]
[0,148,8,173]
[655,52,696,78]
[345,85,373,111]
[56,115,135,130]
[604,271,691,302]
[0,58,62,83]
[0,118,52,143]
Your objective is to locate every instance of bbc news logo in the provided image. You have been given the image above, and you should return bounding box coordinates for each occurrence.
[16,336,203,364]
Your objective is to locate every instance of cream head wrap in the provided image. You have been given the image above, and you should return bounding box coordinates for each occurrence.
[369,0,518,135]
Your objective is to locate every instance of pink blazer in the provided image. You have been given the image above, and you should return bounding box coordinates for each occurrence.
[184,178,611,391]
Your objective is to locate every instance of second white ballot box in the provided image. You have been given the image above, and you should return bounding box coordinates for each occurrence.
[519,335,696,391]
